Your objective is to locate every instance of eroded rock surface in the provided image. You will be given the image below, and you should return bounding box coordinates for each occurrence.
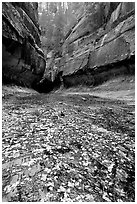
[42,2,135,89]
[2,2,46,88]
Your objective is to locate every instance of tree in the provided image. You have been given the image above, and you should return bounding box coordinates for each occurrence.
[39,2,122,56]
[38,2,80,55]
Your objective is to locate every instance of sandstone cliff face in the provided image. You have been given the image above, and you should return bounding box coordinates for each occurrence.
[62,2,135,87]
[2,2,46,87]
[43,2,135,88]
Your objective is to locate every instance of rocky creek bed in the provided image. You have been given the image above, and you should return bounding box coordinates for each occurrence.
[2,85,135,202]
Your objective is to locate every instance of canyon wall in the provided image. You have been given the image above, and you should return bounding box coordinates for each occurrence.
[2,2,46,87]
[2,2,135,92]
[41,2,135,89]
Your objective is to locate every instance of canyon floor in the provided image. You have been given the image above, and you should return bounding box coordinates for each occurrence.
[2,75,135,202]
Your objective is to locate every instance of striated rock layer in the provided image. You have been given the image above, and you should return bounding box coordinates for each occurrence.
[62,3,135,87]
[41,2,135,89]
[2,2,46,88]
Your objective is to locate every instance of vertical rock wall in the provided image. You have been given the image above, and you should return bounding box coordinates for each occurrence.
[41,2,135,89]
[2,2,46,87]
[61,2,135,87]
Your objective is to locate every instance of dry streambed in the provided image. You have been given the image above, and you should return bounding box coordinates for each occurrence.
[2,87,135,202]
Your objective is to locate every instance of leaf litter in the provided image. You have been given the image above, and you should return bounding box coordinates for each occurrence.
[2,89,135,202]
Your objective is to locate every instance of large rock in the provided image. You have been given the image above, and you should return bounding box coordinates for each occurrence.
[2,2,46,87]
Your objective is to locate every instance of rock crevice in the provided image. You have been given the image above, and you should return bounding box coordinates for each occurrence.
[40,2,135,90]
[2,2,135,92]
